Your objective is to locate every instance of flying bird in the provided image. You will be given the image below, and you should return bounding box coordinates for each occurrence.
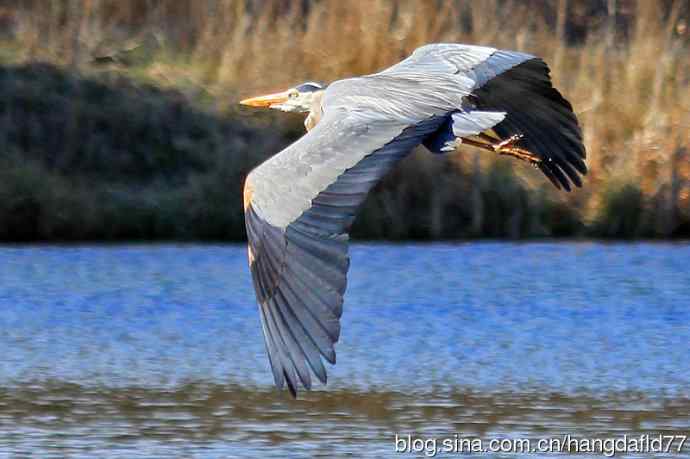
[239,44,586,397]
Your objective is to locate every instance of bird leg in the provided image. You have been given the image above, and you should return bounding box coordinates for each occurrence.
[461,133,541,165]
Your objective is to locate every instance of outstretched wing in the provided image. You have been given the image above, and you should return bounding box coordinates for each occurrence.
[470,57,587,190]
[244,44,587,396]
[378,43,531,87]
[381,43,586,190]
[244,110,447,396]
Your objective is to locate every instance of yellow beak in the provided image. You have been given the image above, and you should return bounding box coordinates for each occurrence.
[239,90,290,108]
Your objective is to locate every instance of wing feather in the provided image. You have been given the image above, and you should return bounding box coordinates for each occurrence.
[245,111,445,396]
[471,57,586,190]
[244,43,587,396]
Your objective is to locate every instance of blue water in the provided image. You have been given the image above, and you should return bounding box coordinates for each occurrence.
[0,242,689,458]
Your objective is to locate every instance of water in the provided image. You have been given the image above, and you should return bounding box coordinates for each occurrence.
[0,242,689,458]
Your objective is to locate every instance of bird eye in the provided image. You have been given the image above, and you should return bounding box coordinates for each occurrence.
[289,91,299,99]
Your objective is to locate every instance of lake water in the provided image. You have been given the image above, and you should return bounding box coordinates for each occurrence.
[0,242,689,458]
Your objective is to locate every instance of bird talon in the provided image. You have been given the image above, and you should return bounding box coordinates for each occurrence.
[494,134,524,151]
[495,135,541,164]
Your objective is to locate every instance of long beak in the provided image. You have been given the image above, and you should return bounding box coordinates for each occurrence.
[239,90,290,108]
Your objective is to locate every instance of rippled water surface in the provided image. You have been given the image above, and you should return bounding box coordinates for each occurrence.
[0,243,689,458]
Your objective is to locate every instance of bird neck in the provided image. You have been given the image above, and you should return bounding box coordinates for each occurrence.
[304,90,325,131]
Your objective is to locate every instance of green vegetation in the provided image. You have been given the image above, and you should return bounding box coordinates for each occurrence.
[0,63,283,241]
[0,1,688,241]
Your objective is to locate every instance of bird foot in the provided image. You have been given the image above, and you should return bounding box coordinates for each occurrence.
[492,134,523,151]
[493,134,541,165]
[461,133,542,166]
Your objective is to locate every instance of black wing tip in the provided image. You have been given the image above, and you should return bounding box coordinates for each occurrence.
[538,153,588,191]
[474,57,588,193]
[546,174,584,192]
[285,370,298,398]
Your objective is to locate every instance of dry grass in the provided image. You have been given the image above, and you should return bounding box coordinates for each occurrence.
[1,0,689,239]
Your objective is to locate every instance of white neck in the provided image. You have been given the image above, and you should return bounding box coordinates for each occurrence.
[304,91,325,131]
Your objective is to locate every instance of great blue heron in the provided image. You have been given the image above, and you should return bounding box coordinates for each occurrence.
[240,44,586,397]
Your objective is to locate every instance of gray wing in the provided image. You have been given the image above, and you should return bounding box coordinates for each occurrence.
[379,43,587,190]
[244,110,446,396]
[377,43,533,87]
[244,46,515,396]
[244,43,586,396]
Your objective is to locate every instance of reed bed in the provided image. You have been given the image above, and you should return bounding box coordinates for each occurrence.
[0,0,688,240]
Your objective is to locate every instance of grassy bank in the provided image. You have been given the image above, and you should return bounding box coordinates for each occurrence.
[0,0,689,241]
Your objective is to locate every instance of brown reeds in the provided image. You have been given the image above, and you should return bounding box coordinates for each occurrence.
[0,0,688,240]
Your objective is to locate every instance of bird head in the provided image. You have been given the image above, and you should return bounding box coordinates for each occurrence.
[240,82,324,113]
